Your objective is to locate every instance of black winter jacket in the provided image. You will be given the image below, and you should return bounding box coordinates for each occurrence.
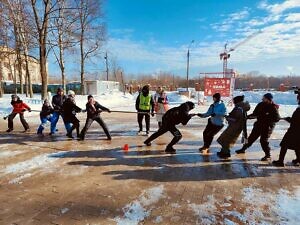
[280,107,300,150]
[86,101,109,119]
[162,102,193,127]
[62,98,81,123]
[40,105,54,118]
[52,94,67,112]
[248,102,280,126]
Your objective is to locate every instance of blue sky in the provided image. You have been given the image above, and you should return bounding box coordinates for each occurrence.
[49,0,300,78]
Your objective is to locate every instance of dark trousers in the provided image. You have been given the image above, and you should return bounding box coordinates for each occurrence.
[80,117,111,139]
[138,112,150,132]
[145,125,182,148]
[278,147,300,162]
[244,122,274,156]
[203,119,223,148]
[8,112,29,130]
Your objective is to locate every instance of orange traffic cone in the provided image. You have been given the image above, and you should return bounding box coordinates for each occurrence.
[123,144,129,151]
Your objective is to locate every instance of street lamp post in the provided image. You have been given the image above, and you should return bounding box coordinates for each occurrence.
[186,40,194,91]
[104,51,109,81]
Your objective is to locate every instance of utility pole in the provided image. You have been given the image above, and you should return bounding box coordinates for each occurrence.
[104,51,109,81]
[186,40,194,91]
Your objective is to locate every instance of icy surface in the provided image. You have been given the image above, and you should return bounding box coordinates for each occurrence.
[114,185,164,225]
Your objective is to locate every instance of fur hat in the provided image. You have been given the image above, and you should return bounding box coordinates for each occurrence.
[68,90,75,96]
[87,95,93,100]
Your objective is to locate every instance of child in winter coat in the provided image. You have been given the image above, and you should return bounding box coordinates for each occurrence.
[144,101,195,153]
[79,95,112,140]
[197,93,227,152]
[155,90,169,128]
[6,95,31,132]
[236,93,280,161]
[62,90,82,138]
[216,95,251,158]
[37,99,54,135]
[273,94,300,167]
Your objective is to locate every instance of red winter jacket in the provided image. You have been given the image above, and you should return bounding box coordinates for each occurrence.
[11,100,31,113]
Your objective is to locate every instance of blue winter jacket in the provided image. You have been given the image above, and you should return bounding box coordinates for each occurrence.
[202,101,227,126]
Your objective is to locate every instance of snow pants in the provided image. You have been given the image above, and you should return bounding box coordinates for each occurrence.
[80,116,111,140]
[203,119,224,148]
[145,125,182,149]
[244,122,274,157]
[37,115,53,134]
[8,112,29,130]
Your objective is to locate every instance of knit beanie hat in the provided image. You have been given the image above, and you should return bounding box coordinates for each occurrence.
[263,93,273,101]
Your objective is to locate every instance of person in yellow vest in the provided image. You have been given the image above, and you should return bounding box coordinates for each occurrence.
[135,85,154,135]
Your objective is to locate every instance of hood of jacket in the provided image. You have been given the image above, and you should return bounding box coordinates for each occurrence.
[236,101,251,112]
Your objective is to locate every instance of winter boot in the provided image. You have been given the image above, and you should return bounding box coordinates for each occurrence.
[217,151,231,159]
[165,145,176,154]
[199,146,209,152]
[235,145,247,154]
[144,140,151,146]
[23,129,30,133]
[272,160,284,167]
[6,128,13,132]
[292,159,300,166]
[66,132,74,139]
[261,155,271,161]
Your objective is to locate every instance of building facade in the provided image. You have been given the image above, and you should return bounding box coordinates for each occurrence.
[0,46,42,84]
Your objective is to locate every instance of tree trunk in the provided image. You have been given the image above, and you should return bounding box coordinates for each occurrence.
[40,37,48,100]
[80,33,85,95]
[0,61,3,98]
[24,52,33,97]
[59,33,66,91]
[16,52,23,95]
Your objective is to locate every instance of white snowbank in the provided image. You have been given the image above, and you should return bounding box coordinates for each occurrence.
[114,185,164,225]
[1,153,58,175]
[0,150,23,158]
[189,186,300,225]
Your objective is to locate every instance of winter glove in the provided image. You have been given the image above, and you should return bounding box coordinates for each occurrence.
[22,109,26,112]
[107,109,111,113]
[81,109,87,113]
[151,112,155,117]
[28,108,32,112]
[197,113,203,117]
[210,113,216,117]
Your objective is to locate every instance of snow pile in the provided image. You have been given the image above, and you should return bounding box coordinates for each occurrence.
[0,149,23,158]
[1,153,59,175]
[188,186,300,225]
[189,195,218,225]
[114,185,164,225]
[9,173,33,184]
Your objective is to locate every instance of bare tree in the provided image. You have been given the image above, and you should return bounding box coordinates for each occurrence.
[49,0,78,91]
[30,0,53,100]
[73,0,106,94]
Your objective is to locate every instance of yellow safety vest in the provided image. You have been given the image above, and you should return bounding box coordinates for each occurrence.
[139,94,151,110]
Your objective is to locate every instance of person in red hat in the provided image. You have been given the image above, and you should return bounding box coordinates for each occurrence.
[6,95,31,132]
[273,93,300,167]
[236,93,280,161]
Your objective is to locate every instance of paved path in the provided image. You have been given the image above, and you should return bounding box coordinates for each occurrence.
[0,112,299,225]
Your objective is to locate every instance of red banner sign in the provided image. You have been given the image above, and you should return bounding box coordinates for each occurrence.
[204,78,232,97]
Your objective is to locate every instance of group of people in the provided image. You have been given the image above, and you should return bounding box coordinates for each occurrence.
[6,88,112,141]
[143,88,299,167]
[5,86,300,167]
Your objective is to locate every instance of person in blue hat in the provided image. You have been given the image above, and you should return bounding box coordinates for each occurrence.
[236,93,280,161]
